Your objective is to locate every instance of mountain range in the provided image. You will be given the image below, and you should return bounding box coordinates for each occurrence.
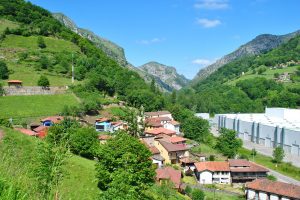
[193,30,300,82]
[53,13,189,91]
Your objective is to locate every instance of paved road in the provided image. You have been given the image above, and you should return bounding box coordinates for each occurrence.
[267,167,300,186]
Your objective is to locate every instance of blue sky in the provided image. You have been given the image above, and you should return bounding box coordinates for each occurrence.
[29,0,300,79]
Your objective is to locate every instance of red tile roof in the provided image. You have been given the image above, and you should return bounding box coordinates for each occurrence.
[149,146,160,154]
[156,167,181,189]
[95,118,110,123]
[41,116,64,123]
[246,179,300,199]
[145,111,171,117]
[229,160,269,173]
[98,134,112,140]
[195,161,230,172]
[145,119,163,127]
[169,136,186,144]
[158,140,188,152]
[170,120,180,126]
[14,128,36,136]
[145,127,176,136]
[7,80,22,83]
[33,125,49,133]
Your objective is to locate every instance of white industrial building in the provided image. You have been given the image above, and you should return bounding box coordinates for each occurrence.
[214,108,300,156]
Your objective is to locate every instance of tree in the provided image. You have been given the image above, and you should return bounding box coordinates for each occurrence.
[0,61,9,80]
[274,72,280,79]
[96,132,155,199]
[182,116,210,142]
[37,75,50,88]
[273,147,285,164]
[216,128,242,158]
[0,83,4,96]
[121,107,143,137]
[39,55,49,69]
[251,148,257,161]
[37,36,46,48]
[171,90,177,104]
[191,188,205,200]
[150,77,156,93]
[69,127,99,159]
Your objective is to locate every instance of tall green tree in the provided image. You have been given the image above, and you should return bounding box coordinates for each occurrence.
[216,128,242,158]
[0,61,9,80]
[96,132,155,199]
[182,116,210,142]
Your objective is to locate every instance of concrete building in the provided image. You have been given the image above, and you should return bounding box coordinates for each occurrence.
[214,108,300,156]
[195,113,210,120]
[245,179,300,200]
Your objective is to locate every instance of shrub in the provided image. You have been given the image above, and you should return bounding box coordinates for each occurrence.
[0,61,9,79]
[37,75,50,88]
[37,36,46,48]
[191,188,205,200]
[209,155,215,161]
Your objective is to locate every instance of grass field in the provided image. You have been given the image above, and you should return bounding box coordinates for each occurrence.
[227,65,299,85]
[0,128,100,200]
[60,156,99,200]
[0,18,19,33]
[0,35,80,52]
[204,191,244,200]
[0,34,82,86]
[0,93,79,119]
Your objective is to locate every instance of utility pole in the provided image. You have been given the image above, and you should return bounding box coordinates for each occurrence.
[71,53,74,84]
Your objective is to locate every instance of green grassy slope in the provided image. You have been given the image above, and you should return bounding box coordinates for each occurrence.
[0,33,82,86]
[0,94,79,119]
[0,18,19,33]
[0,128,99,199]
[227,65,299,85]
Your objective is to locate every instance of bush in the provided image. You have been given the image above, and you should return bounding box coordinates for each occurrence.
[37,75,50,87]
[185,185,192,195]
[37,36,46,48]
[0,61,9,79]
[69,127,99,159]
[209,155,215,161]
[274,73,280,78]
[191,188,205,200]
[0,83,4,96]
[273,147,285,163]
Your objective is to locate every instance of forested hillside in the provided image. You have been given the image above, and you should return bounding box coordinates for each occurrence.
[177,35,300,114]
[0,0,165,111]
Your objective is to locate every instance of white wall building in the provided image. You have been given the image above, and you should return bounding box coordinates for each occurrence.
[195,113,210,120]
[214,108,300,156]
[245,179,300,200]
[194,162,231,184]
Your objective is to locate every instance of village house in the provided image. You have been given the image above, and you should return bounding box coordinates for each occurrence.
[145,111,173,119]
[140,137,165,168]
[41,116,64,127]
[180,157,196,173]
[156,167,182,190]
[145,127,177,137]
[144,111,181,135]
[229,159,269,183]
[194,161,231,184]
[154,138,189,164]
[95,118,125,133]
[245,179,300,200]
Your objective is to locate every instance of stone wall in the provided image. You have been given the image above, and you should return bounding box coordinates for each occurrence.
[3,86,67,96]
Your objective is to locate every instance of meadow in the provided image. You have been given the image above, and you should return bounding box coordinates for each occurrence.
[0,93,79,119]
